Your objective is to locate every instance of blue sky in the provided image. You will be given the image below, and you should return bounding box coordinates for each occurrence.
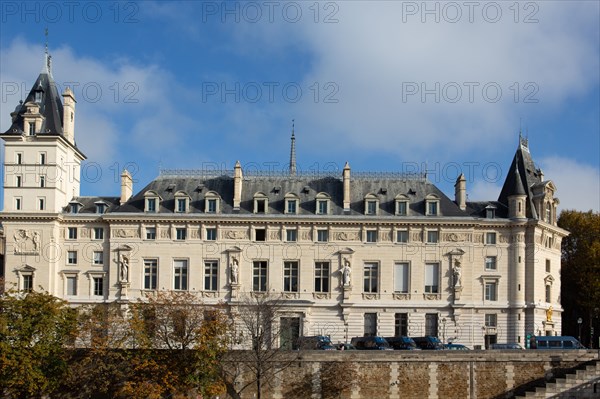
[1,1,599,211]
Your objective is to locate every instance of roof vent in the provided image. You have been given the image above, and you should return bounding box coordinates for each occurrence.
[195,184,204,192]
[166,184,176,192]
[273,186,281,194]
[302,186,311,194]
[408,189,416,195]
[380,188,388,195]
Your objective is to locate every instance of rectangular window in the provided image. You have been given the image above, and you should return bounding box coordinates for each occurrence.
[427,202,438,216]
[39,153,46,165]
[427,230,439,243]
[255,228,266,242]
[22,275,33,292]
[363,262,379,293]
[365,230,377,243]
[283,261,299,292]
[144,259,158,290]
[93,251,104,265]
[96,204,106,214]
[395,313,408,336]
[206,228,217,241]
[486,232,497,244]
[146,227,156,240]
[16,175,22,187]
[207,199,217,213]
[317,200,328,215]
[204,261,218,291]
[545,285,551,303]
[93,277,104,296]
[39,176,45,188]
[29,122,35,135]
[396,201,408,216]
[314,262,330,293]
[485,256,497,271]
[253,261,268,292]
[545,259,551,273]
[425,263,439,293]
[485,282,497,301]
[67,276,77,296]
[38,198,44,210]
[174,260,188,290]
[94,228,104,240]
[486,208,495,219]
[316,229,328,242]
[176,198,187,213]
[484,314,497,327]
[287,200,297,214]
[425,314,438,337]
[15,198,22,210]
[394,262,409,293]
[396,230,409,243]
[364,313,377,337]
[16,153,22,164]
[68,227,78,240]
[366,200,377,215]
[176,228,187,241]
[67,251,77,264]
[286,229,297,242]
[255,199,267,213]
[146,198,157,212]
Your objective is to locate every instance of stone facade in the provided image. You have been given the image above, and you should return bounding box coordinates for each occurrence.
[1,53,569,350]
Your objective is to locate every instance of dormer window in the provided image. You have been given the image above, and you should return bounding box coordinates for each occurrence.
[486,205,496,219]
[174,191,190,213]
[35,90,42,103]
[95,202,107,214]
[284,193,299,215]
[316,192,331,215]
[69,202,82,214]
[144,191,160,213]
[395,194,409,216]
[204,191,221,214]
[253,192,269,214]
[364,193,379,215]
[425,194,440,216]
[29,122,35,135]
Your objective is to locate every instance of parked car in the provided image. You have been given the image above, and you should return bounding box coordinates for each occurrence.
[444,343,470,350]
[336,343,357,350]
[297,335,336,350]
[384,336,420,350]
[529,336,585,349]
[489,343,523,350]
[350,336,393,350]
[411,336,444,350]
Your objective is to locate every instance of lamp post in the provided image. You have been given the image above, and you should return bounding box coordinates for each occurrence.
[442,317,446,344]
[577,317,583,343]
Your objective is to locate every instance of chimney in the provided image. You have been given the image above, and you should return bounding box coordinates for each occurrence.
[120,170,133,203]
[343,162,351,211]
[454,173,466,210]
[62,87,76,144]
[233,160,243,210]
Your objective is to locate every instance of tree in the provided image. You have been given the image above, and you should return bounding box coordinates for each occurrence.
[221,292,298,399]
[558,210,600,347]
[0,290,77,398]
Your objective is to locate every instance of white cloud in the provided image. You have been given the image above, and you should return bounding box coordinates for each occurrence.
[539,157,600,213]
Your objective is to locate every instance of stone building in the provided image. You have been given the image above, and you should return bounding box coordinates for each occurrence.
[0,53,569,349]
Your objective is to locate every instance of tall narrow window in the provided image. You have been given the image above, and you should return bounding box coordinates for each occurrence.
[29,122,35,135]
[284,261,299,292]
[16,175,22,187]
[146,198,157,212]
[39,176,45,188]
[317,200,328,215]
[15,198,22,210]
[395,313,408,336]
[366,200,377,215]
[363,262,379,293]
[176,198,187,213]
[67,251,77,264]
[424,263,439,293]
[394,262,409,293]
[204,261,218,291]
[485,282,497,301]
[93,277,104,296]
[68,227,78,240]
[427,201,438,216]
[253,261,268,292]
[66,276,77,296]
[314,262,330,293]
[396,201,408,216]
[174,260,188,290]
[144,259,158,290]
[286,199,297,214]
[22,275,33,292]
[364,313,377,337]
[38,198,44,210]
[93,251,104,265]
[207,199,217,213]
[39,153,46,165]
[545,285,551,303]
[16,153,22,164]
[425,314,438,337]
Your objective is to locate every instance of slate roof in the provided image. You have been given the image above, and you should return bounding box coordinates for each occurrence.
[3,55,65,137]
[67,196,121,214]
[497,137,543,219]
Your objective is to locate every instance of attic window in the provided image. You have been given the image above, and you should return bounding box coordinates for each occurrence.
[29,122,35,136]
[253,193,268,214]
[204,191,220,214]
[364,193,379,215]
[70,203,80,214]
[95,203,107,214]
[486,207,496,219]
[425,194,440,216]
[35,91,42,103]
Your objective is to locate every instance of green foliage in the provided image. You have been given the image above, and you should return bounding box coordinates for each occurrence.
[558,210,600,344]
[0,290,77,398]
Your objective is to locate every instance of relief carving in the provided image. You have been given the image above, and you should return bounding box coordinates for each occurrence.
[224,230,248,240]
[80,228,89,238]
[380,231,391,242]
[411,232,422,242]
[113,228,139,238]
[160,228,170,239]
[283,292,300,299]
[313,293,330,300]
[13,229,40,254]
[393,293,411,300]
[424,293,441,300]
[190,228,200,239]
[474,233,484,243]
[362,294,379,300]
[301,231,311,241]
[202,291,218,298]
[269,230,280,240]
[336,231,360,241]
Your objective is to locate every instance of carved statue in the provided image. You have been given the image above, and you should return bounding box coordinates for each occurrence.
[342,258,352,286]
[32,232,40,251]
[546,306,553,322]
[453,260,462,288]
[119,254,129,282]
[230,257,239,284]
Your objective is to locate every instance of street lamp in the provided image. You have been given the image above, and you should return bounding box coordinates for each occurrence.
[442,318,446,344]
[577,317,583,343]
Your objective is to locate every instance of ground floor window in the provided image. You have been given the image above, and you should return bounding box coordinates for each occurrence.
[395,313,408,336]
[425,313,438,337]
[364,313,377,337]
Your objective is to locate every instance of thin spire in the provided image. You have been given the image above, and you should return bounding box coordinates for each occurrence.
[42,27,52,75]
[289,119,296,176]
